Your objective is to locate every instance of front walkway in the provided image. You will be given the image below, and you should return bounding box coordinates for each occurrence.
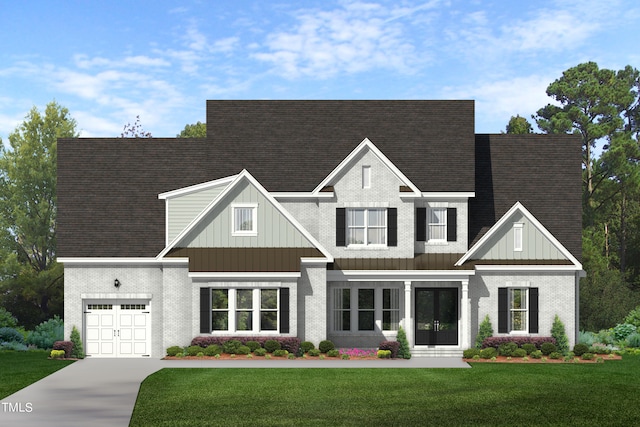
[0,357,469,427]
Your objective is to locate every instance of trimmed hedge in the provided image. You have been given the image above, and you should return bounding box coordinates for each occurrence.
[190,336,301,355]
[379,340,400,359]
[53,341,74,358]
[482,336,556,350]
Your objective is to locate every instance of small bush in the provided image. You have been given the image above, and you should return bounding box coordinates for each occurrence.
[581,353,595,360]
[245,341,262,352]
[204,345,222,356]
[624,306,640,328]
[590,343,612,354]
[513,348,527,358]
[0,327,24,344]
[50,349,65,359]
[254,348,267,356]
[625,332,640,348]
[549,351,562,359]
[0,307,18,329]
[480,347,497,359]
[522,343,537,355]
[482,336,556,349]
[186,345,203,356]
[540,342,557,356]
[498,342,518,357]
[596,329,614,345]
[613,323,637,342]
[377,349,392,358]
[264,340,281,353]
[223,339,243,354]
[53,341,73,358]
[463,348,480,359]
[551,315,569,355]
[379,341,400,359]
[475,315,494,348]
[287,353,296,360]
[300,341,315,353]
[26,316,64,349]
[530,350,543,359]
[319,340,335,354]
[397,326,411,359]
[236,345,251,355]
[578,330,597,347]
[308,349,321,357]
[197,352,204,358]
[573,343,590,356]
[166,346,183,356]
[1,341,27,351]
[273,349,288,357]
[327,349,340,357]
[70,326,85,359]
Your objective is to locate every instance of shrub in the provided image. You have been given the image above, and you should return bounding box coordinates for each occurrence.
[578,330,597,347]
[581,353,595,360]
[513,348,527,358]
[573,343,590,357]
[0,327,24,344]
[166,346,182,356]
[50,349,65,359]
[379,341,400,359]
[397,326,411,359]
[590,343,612,354]
[300,341,315,353]
[551,315,569,355]
[463,348,480,359]
[613,323,637,342]
[245,341,261,352]
[482,336,556,349]
[26,316,64,349]
[53,341,73,358]
[204,345,222,356]
[475,315,494,348]
[596,329,615,345]
[1,341,27,351]
[522,343,537,355]
[0,307,18,328]
[624,305,640,328]
[254,348,267,356]
[264,340,281,353]
[273,349,288,357]
[287,353,296,360]
[327,349,340,357]
[186,345,203,356]
[318,340,335,354]
[377,349,392,358]
[308,349,321,357]
[480,347,497,359]
[498,342,518,357]
[540,342,557,356]
[236,345,251,355]
[549,351,562,359]
[223,340,243,354]
[625,332,640,348]
[530,350,543,359]
[70,326,85,359]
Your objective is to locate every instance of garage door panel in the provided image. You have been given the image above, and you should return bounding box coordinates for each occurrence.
[134,328,146,340]
[120,314,132,326]
[134,314,146,326]
[85,300,150,358]
[134,342,146,354]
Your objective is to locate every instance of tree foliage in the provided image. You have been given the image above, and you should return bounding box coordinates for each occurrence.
[177,121,206,138]
[505,115,533,134]
[120,115,152,138]
[0,101,77,328]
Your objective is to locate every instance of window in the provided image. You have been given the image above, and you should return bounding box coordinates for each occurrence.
[428,208,447,241]
[514,223,523,252]
[333,288,351,331]
[358,289,375,330]
[332,287,400,332]
[347,208,386,246]
[362,165,371,189]
[509,288,527,332]
[232,204,257,236]
[210,288,279,333]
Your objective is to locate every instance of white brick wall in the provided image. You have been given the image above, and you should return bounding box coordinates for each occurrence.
[298,264,327,344]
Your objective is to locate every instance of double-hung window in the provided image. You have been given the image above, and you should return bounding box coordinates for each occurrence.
[428,208,447,241]
[232,204,257,236]
[509,288,528,332]
[347,208,386,246]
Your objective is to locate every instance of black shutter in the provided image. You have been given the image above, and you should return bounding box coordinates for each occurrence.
[280,288,290,333]
[199,288,210,334]
[416,208,427,242]
[387,208,397,246]
[529,288,539,333]
[336,208,346,246]
[447,208,457,242]
[498,288,508,333]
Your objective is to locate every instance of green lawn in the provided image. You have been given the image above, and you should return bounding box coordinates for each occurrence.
[0,351,75,399]
[130,356,640,426]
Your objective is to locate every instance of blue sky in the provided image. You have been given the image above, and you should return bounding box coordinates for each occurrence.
[1,0,638,143]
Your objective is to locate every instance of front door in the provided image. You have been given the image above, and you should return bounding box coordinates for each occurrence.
[415,288,458,345]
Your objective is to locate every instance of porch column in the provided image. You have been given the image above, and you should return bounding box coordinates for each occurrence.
[404,281,412,348]
[461,280,470,349]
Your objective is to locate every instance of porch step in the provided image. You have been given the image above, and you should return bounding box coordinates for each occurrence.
[411,348,463,358]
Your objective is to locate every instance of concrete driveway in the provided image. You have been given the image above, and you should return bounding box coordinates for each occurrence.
[1,357,468,427]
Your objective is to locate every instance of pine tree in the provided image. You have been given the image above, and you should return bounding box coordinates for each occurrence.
[397,325,411,359]
[551,315,569,355]
[70,325,85,359]
[475,315,494,348]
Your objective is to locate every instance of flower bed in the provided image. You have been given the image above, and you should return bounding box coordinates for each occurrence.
[465,353,622,364]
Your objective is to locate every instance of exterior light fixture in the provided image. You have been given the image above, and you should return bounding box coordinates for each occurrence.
[114,279,121,289]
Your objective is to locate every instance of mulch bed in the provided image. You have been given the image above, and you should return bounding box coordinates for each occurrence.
[465,354,622,364]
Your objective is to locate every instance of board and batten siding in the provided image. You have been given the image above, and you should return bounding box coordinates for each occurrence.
[167,185,227,242]
[181,178,313,248]
[473,212,567,260]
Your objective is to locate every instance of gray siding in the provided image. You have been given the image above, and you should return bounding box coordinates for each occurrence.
[167,185,226,242]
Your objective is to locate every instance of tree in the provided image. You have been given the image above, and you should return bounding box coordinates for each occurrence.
[177,121,206,138]
[120,115,152,138]
[505,115,533,134]
[0,101,77,328]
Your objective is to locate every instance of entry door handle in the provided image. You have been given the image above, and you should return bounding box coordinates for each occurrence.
[434,320,440,331]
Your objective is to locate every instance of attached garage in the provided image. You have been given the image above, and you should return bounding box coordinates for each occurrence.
[84,300,151,357]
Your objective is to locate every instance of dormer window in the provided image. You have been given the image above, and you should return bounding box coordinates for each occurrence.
[514,223,523,252]
[232,204,257,236]
[362,165,371,189]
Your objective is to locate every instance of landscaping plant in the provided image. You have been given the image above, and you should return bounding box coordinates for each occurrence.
[26,316,64,349]
[551,315,569,355]
[397,326,411,359]
[70,325,85,358]
[475,314,494,348]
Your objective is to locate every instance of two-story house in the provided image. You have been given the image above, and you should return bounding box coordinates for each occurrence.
[57,100,583,358]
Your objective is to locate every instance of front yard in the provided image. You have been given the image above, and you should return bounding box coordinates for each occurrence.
[130,355,640,426]
[0,351,74,399]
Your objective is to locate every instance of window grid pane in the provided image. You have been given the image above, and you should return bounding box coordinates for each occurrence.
[260,289,278,331]
[382,288,400,331]
[333,288,350,331]
[211,289,229,331]
[234,207,254,232]
[347,208,387,246]
[428,208,447,240]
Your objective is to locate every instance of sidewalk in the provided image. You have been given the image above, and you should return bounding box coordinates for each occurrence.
[1,357,469,427]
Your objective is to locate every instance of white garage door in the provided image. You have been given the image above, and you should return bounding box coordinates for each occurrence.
[85,300,151,357]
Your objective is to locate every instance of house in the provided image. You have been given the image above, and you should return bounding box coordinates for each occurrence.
[57,100,584,358]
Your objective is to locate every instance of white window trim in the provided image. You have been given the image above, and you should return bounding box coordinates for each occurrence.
[514,223,524,252]
[211,288,279,334]
[362,165,371,189]
[428,207,447,242]
[346,208,387,247]
[231,203,258,237]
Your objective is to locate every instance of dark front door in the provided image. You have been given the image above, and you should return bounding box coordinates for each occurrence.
[415,288,458,345]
